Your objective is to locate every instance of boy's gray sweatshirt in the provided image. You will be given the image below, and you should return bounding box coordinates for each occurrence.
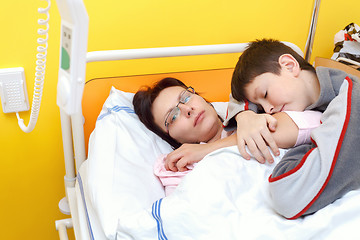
[269,67,360,218]
[223,66,360,218]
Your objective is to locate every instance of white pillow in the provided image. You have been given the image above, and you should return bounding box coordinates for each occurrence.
[87,86,228,239]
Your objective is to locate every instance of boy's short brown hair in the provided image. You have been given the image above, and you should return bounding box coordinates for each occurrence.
[231,39,315,102]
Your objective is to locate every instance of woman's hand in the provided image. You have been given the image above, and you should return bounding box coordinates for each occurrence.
[164,143,214,172]
[235,111,279,164]
[165,131,238,172]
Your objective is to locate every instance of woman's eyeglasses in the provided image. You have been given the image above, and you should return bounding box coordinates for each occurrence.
[164,87,195,131]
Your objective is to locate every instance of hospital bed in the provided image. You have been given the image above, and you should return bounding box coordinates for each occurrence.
[56,56,360,240]
[54,0,360,239]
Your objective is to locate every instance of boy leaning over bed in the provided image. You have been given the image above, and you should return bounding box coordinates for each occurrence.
[223,38,360,219]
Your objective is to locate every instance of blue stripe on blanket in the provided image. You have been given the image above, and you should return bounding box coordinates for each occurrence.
[77,173,95,240]
[152,198,168,240]
[97,105,135,121]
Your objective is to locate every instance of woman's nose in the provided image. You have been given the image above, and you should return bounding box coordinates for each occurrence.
[178,104,192,117]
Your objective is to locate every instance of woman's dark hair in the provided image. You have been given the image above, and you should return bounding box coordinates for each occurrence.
[133,77,187,149]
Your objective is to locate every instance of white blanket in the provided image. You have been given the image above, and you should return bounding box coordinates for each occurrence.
[117,146,360,240]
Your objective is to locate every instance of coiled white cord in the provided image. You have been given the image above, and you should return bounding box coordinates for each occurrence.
[17,0,51,133]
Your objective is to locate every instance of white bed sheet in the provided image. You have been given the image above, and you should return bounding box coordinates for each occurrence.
[75,160,107,240]
[117,146,360,240]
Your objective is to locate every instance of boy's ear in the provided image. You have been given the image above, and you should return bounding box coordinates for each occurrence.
[278,54,300,76]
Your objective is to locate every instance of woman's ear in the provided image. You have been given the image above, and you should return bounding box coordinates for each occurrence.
[278,54,301,77]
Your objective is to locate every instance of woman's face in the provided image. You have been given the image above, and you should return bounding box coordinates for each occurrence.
[152,86,222,144]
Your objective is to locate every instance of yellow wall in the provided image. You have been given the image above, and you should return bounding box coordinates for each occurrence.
[0,0,358,239]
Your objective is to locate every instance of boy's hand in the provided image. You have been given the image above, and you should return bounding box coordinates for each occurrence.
[164,143,210,172]
[235,111,279,164]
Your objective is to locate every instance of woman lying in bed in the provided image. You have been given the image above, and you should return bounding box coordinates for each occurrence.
[133,77,321,194]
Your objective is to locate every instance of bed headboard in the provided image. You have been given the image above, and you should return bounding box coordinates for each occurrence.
[82,68,234,155]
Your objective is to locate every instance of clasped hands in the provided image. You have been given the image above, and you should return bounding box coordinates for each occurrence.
[165,111,279,172]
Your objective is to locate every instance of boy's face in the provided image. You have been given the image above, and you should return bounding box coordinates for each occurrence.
[244,69,313,114]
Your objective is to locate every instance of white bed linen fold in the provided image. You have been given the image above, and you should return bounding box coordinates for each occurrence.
[76,160,107,240]
[117,146,360,240]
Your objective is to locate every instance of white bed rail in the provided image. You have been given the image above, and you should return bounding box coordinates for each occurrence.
[55,218,73,240]
[86,42,303,63]
[86,43,248,62]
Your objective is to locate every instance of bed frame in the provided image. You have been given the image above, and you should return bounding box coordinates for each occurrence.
[54,0,325,239]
